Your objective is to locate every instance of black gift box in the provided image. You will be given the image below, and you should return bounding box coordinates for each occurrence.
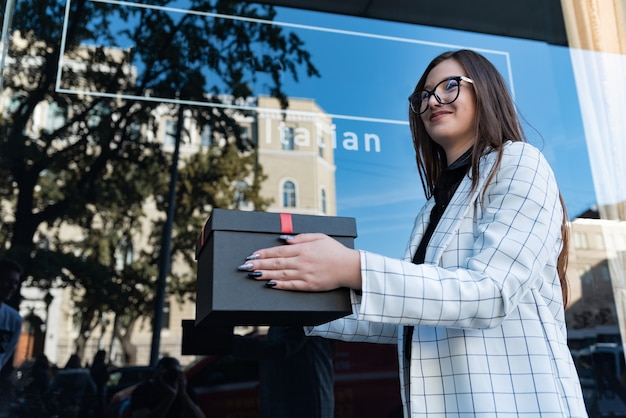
[194,208,356,326]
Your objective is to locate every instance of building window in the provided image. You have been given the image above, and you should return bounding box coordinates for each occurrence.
[282,181,296,207]
[321,188,327,214]
[281,126,295,150]
[164,119,177,146]
[200,124,212,147]
[574,232,588,249]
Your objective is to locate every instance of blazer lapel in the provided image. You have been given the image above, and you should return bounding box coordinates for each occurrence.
[423,151,499,264]
[404,199,435,261]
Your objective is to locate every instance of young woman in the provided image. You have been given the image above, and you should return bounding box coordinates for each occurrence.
[238,50,587,416]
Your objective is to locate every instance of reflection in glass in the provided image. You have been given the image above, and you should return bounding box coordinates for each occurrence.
[281,126,295,150]
[282,181,296,208]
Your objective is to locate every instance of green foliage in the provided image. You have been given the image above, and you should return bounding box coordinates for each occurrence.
[0,0,318,354]
[159,142,272,299]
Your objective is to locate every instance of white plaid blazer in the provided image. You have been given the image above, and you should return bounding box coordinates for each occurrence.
[308,141,588,417]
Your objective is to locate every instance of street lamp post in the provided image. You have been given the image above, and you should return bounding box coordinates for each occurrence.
[150,104,184,367]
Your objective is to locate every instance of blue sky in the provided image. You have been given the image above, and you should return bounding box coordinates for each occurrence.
[266,7,596,257]
[67,1,598,258]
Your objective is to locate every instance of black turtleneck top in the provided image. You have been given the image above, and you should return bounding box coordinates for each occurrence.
[412,148,473,264]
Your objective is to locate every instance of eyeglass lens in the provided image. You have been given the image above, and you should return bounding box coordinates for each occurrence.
[411,77,462,114]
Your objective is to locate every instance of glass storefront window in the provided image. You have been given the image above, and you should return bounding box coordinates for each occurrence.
[2,1,626,415]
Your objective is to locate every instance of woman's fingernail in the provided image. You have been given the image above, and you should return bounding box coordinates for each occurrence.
[279,234,295,241]
[265,281,277,288]
[246,254,261,260]
[237,263,254,271]
[248,271,262,278]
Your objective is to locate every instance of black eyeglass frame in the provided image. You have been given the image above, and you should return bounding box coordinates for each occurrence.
[409,76,474,115]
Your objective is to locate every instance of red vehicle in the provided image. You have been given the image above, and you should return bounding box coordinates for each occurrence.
[106,340,403,418]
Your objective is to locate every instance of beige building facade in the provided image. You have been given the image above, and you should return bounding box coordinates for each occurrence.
[255,95,337,216]
[566,212,626,340]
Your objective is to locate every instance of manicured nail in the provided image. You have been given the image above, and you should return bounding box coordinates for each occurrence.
[265,281,277,288]
[248,271,262,278]
[279,234,295,240]
[246,254,261,260]
[237,263,254,271]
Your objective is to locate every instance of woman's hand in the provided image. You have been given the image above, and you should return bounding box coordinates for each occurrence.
[237,233,362,291]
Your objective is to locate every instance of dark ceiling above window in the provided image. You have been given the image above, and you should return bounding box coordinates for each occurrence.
[239,0,569,46]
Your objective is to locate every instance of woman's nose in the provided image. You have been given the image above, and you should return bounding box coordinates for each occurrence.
[427,93,440,107]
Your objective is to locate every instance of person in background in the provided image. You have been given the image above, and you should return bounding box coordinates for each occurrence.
[20,353,52,417]
[49,353,97,418]
[90,349,110,418]
[0,258,23,417]
[237,49,588,416]
[0,258,23,369]
[233,325,335,418]
[129,356,205,418]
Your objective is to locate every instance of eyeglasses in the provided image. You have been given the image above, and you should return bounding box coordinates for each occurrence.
[409,76,474,115]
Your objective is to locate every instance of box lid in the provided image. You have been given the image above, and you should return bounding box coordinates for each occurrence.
[196,209,357,259]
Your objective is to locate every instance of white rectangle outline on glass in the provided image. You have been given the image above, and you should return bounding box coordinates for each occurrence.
[57,0,514,126]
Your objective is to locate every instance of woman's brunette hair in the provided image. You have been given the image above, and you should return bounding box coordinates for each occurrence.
[409,49,569,307]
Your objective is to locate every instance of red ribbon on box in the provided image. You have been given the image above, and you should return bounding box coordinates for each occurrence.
[280,213,293,234]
